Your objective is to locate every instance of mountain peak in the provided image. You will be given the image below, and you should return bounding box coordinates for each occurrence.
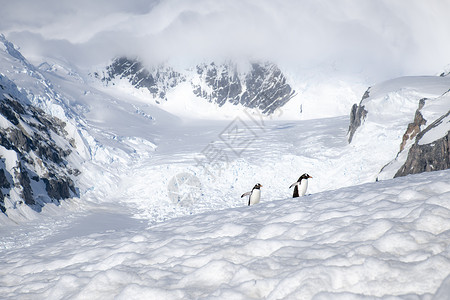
[94,57,295,115]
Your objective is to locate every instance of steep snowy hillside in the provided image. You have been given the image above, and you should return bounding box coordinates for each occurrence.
[348,76,450,180]
[0,35,75,120]
[0,73,81,219]
[0,36,88,220]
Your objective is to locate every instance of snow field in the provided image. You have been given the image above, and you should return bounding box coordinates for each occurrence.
[86,115,410,224]
[0,169,449,299]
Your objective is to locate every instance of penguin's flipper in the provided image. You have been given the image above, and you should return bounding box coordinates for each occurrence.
[289,182,299,189]
[241,191,251,198]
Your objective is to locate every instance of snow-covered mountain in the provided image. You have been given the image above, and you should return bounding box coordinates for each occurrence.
[95,57,186,102]
[93,57,295,115]
[0,35,88,219]
[347,75,450,180]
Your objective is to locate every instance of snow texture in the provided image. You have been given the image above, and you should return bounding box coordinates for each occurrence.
[1,170,450,299]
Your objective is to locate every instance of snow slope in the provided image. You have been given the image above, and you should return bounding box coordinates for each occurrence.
[1,169,449,299]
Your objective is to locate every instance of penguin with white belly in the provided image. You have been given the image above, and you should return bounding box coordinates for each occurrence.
[289,174,312,198]
[241,183,263,206]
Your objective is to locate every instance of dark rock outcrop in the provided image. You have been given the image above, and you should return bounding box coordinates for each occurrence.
[395,110,450,177]
[193,62,296,114]
[43,176,76,200]
[193,63,242,106]
[399,98,427,152]
[0,74,79,214]
[347,88,370,143]
[95,57,185,100]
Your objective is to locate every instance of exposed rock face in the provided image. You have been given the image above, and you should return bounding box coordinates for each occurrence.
[97,58,295,115]
[395,110,450,177]
[95,57,185,101]
[399,98,427,152]
[347,75,450,180]
[193,62,295,114]
[193,63,242,107]
[0,74,79,214]
[347,88,369,143]
[0,167,10,213]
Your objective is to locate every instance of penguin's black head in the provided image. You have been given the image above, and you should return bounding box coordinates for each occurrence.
[298,173,312,181]
[253,183,263,189]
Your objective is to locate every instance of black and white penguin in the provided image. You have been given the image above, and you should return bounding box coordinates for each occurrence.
[241,183,263,206]
[289,174,312,198]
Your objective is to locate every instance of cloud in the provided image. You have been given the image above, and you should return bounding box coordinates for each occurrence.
[1,0,449,79]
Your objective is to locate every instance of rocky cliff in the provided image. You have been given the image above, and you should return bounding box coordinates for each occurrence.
[347,88,369,143]
[394,108,450,177]
[0,35,84,217]
[0,74,80,214]
[348,75,450,180]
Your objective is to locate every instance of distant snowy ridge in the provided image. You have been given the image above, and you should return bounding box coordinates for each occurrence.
[94,57,186,102]
[348,75,450,180]
[93,57,295,115]
[0,34,75,121]
[439,64,450,77]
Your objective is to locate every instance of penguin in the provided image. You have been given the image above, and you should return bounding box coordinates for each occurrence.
[241,183,263,206]
[289,174,312,198]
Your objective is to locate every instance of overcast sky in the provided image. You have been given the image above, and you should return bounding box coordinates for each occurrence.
[1,0,449,79]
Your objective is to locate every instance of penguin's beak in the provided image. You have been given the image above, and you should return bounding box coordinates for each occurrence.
[308,175,313,179]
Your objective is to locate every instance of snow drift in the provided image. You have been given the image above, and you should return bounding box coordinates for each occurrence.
[1,169,449,299]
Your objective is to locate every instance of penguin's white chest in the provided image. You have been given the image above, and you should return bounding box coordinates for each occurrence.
[249,189,261,205]
[299,180,308,196]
